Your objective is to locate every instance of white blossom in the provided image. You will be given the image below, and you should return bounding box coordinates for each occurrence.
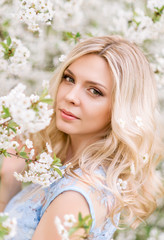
[0,212,17,239]
[0,83,53,134]
[42,80,49,89]
[64,214,77,228]
[135,116,143,128]
[30,94,40,103]
[0,117,11,125]
[142,153,149,164]
[29,149,35,159]
[25,139,33,149]
[147,0,164,11]
[11,141,20,149]
[0,38,30,76]
[14,151,64,187]
[59,55,66,62]
[130,162,135,175]
[17,0,55,33]
[46,142,52,153]
[55,216,69,240]
[117,178,127,191]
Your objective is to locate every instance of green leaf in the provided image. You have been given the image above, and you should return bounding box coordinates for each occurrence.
[78,212,82,222]
[40,88,48,99]
[6,36,11,46]
[39,98,53,104]
[19,151,29,159]
[0,42,8,51]
[1,105,11,118]
[68,226,79,236]
[3,151,11,158]
[7,126,16,133]
[88,218,92,227]
[76,32,81,38]
[8,120,18,128]
[0,149,11,158]
[39,88,52,105]
[53,155,62,167]
[65,32,74,39]
[53,167,63,177]
[7,120,19,133]
[20,146,25,152]
[31,105,39,112]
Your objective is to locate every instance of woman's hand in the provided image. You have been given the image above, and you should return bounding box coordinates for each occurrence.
[0,147,26,211]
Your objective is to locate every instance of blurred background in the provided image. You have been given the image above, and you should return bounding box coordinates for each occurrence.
[0,0,164,239]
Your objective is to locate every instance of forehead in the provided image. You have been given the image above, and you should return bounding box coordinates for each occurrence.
[66,54,113,87]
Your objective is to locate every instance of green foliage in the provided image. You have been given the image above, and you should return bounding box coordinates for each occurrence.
[30,88,53,112]
[153,6,164,22]
[1,105,11,119]
[52,153,62,167]
[0,36,15,60]
[63,31,81,43]
[0,149,10,157]
[0,215,9,240]
[68,213,92,239]
[7,120,19,133]
[52,154,62,177]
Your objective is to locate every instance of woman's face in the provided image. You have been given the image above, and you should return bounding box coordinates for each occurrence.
[56,54,113,141]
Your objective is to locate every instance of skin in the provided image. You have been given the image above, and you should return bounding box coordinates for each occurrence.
[0,53,113,239]
[56,53,113,157]
[32,54,113,239]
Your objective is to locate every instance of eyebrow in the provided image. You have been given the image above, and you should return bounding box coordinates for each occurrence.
[65,68,107,90]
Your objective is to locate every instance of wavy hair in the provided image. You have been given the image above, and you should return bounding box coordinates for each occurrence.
[35,36,164,229]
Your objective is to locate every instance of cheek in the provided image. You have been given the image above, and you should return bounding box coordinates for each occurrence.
[87,102,111,125]
[56,85,64,103]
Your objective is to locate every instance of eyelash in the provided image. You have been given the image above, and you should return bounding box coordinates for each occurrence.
[89,88,103,96]
[62,74,74,83]
[62,73,103,97]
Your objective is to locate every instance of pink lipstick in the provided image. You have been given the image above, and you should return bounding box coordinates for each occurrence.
[60,109,79,120]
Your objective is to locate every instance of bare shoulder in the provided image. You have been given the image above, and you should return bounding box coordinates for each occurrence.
[32,190,90,240]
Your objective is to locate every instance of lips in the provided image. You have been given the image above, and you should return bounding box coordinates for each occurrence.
[60,109,79,119]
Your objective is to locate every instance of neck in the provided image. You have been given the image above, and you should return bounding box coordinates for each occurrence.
[65,134,98,163]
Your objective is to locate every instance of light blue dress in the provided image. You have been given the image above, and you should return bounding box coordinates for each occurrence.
[4,167,119,239]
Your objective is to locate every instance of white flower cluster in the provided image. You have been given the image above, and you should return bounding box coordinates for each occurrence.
[0,104,21,150]
[147,227,164,240]
[125,9,157,44]
[142,153,149,164]
[0,38,30,76]
[55,214,77,240]
[52,0,83,32]
[0,129,20,151]
[0,212,17,239]
[147,0,164,11]
[0,83,53,134]
[117,178,127,191]
[17,0,55,32]
[14,151,65,187]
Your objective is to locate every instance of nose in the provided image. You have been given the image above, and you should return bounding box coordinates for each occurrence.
[65,85,80,105]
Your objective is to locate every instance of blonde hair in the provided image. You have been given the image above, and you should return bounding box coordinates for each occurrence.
[35,36,164,229]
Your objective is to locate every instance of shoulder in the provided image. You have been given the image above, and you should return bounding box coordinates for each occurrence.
[33,167,117,239]
[32,190,90,240]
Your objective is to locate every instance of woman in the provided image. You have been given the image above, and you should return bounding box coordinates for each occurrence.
[0,35,163,239]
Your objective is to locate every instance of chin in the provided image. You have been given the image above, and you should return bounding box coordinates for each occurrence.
[56,122,71,135]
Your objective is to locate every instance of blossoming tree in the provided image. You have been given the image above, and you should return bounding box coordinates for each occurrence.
[0,0,164,239]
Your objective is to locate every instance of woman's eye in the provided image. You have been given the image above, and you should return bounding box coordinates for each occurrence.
[89,88,103,96]
[63,74,74,83]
